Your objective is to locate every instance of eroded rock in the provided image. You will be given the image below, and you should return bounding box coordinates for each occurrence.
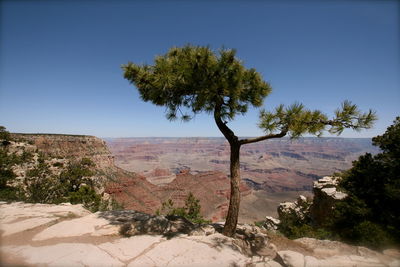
[310,176,347,226]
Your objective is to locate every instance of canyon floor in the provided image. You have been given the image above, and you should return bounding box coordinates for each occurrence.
[1,202,399,267]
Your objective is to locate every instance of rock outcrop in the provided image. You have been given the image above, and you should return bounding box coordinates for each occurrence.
[11,133,114,169]
[1,202,398,267]
[309,176,347,226]
[264,216,281,231]
[265,176,347,230]
[3,135,117,202]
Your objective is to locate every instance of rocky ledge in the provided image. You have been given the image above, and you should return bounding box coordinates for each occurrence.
[1,202,399,267]
[10,133,114,169]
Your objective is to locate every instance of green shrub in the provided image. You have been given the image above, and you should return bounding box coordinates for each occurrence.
[26,175,66,204]
[0,186,22,201]
[0,126,11,141]
[0,168,15,189]
[351,221,393,249]
[158,192,210,224]
[80,157,95,167]
[69,185,101,212]
[254,220,264,228]
[59,161,93,192]
[0,143,26,200]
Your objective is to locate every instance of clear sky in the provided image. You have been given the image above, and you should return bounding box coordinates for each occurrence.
[1,0,399,138]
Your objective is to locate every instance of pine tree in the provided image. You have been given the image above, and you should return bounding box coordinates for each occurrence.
[122,45,376,236]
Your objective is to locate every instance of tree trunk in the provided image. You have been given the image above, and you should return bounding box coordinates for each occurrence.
[223,141,241,237]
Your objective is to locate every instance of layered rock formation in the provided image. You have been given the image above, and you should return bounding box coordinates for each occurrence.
[105,170,251,221]
[104,137,379,222]
[106,137,379,193]
[264,176,350,231]
[11,133,114,169]
[4,134,118,201]
[309,176,347,226]
[5,134,251,222]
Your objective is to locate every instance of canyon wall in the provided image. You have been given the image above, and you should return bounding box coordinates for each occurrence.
[11,133,114,169]
[106,137,379,193]
[8,134,243,221]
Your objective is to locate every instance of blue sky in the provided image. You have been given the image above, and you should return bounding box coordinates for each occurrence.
[1,0,399,138]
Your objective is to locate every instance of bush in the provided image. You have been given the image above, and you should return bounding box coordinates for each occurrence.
[0,186,22,201]
[59,159,94,193]
[69,185,101,212]
[157,192,210,224]
[351,221,393,249]
[80,157,95,167]
[25,158,67,203]
[0,126,11,141]
[0,142,26,200]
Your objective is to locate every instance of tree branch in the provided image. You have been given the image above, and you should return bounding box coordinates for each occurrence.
[239,129,287,145]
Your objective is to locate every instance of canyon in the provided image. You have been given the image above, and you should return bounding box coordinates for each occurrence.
[3,133,399,266]
[5,134,379,223]
[105,137,379,222]
[5,134,250,222]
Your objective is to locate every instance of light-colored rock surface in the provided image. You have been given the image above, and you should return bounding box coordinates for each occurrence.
[0,202,91,236]
[313,176,347,200]
[3,244,125,267]
[128,234,249,267]
[0,202,260,266]
[98,235,162,262]
[32,212,120,241]
[278,250,305,267]
[1,202,399,267]
[264,216,280,231]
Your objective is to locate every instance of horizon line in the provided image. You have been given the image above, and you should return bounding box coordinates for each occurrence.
[11,132,374,139]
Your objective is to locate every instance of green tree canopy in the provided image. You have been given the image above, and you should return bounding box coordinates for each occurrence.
[123,46,271,122]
